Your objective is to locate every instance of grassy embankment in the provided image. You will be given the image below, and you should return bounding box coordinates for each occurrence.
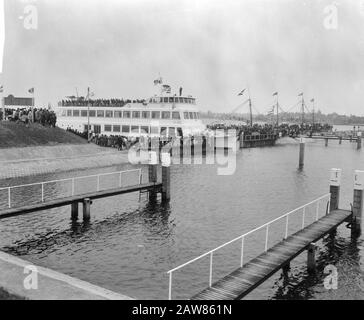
[0,122,86,148]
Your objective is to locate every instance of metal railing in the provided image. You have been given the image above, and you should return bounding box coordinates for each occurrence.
[166,193,331,300]
[0,168,142,209]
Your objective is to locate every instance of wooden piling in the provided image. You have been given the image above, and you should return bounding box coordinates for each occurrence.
[71,202,78,220]
[339,136,342,144]
[282,262,290,274]
[239,132,244,149]
[148,151,158,201]
[329,168,341,212]
[161,153,171,202]
[298,137,305,169]
[352,170,364,236]
[83,198,91,221]
[325,138,328,147]
[357,133,362,150]
[307,243,317,273]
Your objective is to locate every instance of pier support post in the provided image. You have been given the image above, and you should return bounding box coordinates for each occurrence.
[357,132,362,150]
[352,170,364,236]
[307,243,317,273]
[83,198,91,221]
[161,153,171,202]
[298,137,305,169]
[239,132,244,149]
[148,151,158,201]
[329,168,342,212]
[282,262,290,275]
[325,138,328,147]
[71,202,78,220]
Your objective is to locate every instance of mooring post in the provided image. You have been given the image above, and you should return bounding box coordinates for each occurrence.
[239,132,244,149]
[161,152,171,202]
[352,170,364,236]
[83,198,91,221]
[329,168,341,212]
[357,132,362,150]
[282,262,290,275]
[148,151,158,183]
[339,136,342,145]
[325,137,328,147]
[298,137,305,169]
[71,202,78,220]
[148,151,158,201]
[307,242,317,273]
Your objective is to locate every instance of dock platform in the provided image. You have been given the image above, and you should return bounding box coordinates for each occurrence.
[0,182,162,220]
[192,209,351,300]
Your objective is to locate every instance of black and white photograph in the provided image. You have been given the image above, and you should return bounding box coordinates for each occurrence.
[0,0,363,308]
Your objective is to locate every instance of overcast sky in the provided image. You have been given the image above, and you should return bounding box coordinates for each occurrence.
[0,0,363,115]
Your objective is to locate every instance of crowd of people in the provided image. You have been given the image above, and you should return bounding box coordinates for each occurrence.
[66,128,132,150]
[207,122,333,138]
[0,107,57,127]
[61,98,146,107]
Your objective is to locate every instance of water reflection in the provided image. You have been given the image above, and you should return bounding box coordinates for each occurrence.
[1,140,364,299]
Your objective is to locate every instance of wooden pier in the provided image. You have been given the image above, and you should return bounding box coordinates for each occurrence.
[239,134,278,149]
[0,182,162,220]
[303,133,362,149]
[0,152,170,221]
[192,209,351,300]
[167,168,364,300]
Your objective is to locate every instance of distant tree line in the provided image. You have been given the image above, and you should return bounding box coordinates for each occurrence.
[200,111,364,125]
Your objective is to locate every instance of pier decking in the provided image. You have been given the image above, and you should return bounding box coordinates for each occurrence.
[192,209,351,300]
[0,182,162,220]
[0,162,169,221]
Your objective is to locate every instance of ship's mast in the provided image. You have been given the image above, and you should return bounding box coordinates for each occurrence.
[301,93,305,128]
[276,93,279,127]
[248,87,253,127]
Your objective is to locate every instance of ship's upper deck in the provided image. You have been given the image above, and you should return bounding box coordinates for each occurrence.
[59,95,197,108]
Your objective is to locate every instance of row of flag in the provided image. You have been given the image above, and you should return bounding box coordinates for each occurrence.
[238,88,315,102]
[154,77,163,85]
[0,85,34,94]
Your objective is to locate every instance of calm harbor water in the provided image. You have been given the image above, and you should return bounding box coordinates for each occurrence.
[0,137,363,300]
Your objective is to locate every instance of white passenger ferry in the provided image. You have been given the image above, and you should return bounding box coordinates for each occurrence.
[56,83,207,138]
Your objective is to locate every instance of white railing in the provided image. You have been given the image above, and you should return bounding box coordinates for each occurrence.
[0,168,142,209]
[166,193,331,300]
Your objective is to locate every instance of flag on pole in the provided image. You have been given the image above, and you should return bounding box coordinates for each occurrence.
[238,89,246,96]
[154,77,162,85]
[267,106,275,115]
[28,87,34,94]
[272,92,278,96]
[298,92,303,96]
[162,84,171,93]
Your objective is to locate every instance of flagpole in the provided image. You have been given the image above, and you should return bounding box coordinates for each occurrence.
[1,87,4,121]
[276,93,279,128]
[312,99,315,130]
[247,86,253,127]
[87,87,90,142]
[32,89,35,123]
[301,93,304,130]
